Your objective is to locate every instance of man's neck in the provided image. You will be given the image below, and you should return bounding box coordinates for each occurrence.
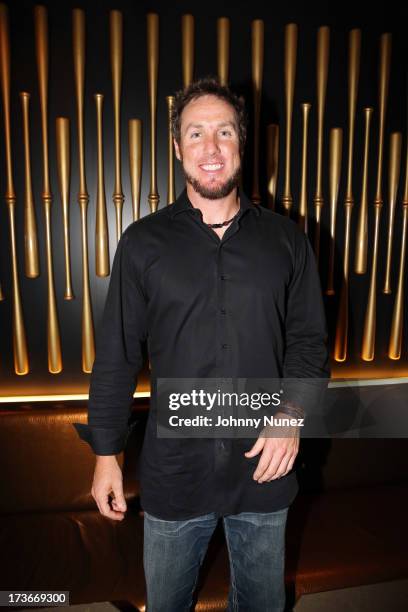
[186,184,240,226]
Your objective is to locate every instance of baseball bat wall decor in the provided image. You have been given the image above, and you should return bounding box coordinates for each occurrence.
[313,25,330,261]
[182,14,194,88]
[282,23,298,216]
[251,19,264,205]
[73,7,95,372]
[20,91,39,279]
[165,97,175,205]
[147,13,159,213]
[110,9,124,242]
[361,33,392,361]
[343,29,361,272]
[0,3,29,372]
[217,17,230,85]
[55,117,74,300]
[354,107,373,274]
[326,128,343,297]
[361,194,382,361]
[34,4,62,374]
[95,93,110,276]
[129,118,143,218]
[383,132,402,294]
[388,137,408,360]
[266,124,279,211]
[299,103,311,232]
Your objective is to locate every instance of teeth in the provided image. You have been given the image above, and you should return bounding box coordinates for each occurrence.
[201,163,223,171]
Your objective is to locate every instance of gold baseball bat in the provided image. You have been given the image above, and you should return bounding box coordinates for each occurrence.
[0,4,28,371]
[34,4,62,374]
[344,29,361,206]
[333,128,357,363]
[299,103,311,232]
[388,138,408,359]
[72,8,95,372]
[20,91,39,279]
[361,204,381,362]
[147,13,159,213]
[182,14,194,88]
[327,128,343,296]
[374,33,392,209]
[110,10,124,242]
[56,117,74,300]
[361,33,392,361]
[166,97,175,205]
[383,132,402,293]
[344,29,361,278]
[95,94,110,276]
[282,23,298,216]
[217,17,230,85]
[266,124,279,211]
[251,19,264,205]
[129,118,143,219]
[313,26,330,261]
[333,28,360,362]
[354,107,373,274]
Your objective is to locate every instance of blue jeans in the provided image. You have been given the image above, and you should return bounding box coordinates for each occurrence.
[143,507,289,611]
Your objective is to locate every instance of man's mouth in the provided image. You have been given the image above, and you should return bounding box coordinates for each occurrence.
[199,162,224,172]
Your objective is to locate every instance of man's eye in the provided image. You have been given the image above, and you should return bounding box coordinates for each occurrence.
[191,132,201,138]
[220,130,232,136]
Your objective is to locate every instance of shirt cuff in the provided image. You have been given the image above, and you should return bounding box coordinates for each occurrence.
[72,421,138,456]
[276,400,305,420]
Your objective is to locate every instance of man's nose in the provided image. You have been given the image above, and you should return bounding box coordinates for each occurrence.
[203,133,220,155]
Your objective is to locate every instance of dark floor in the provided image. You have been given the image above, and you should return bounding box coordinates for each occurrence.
[17,578,408,611]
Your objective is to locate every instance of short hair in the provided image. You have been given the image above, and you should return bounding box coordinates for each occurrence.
[171,76,247,156]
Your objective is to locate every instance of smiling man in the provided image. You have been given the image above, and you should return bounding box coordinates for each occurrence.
[174,94,242,201]
[74,77,330,611]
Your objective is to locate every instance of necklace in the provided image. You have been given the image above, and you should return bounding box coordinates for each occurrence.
[205,209,240,229]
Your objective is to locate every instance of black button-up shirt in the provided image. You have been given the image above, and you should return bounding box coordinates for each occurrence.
[73,188,330,519]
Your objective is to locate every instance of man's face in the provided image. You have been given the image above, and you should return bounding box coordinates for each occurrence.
[174,94,241,200]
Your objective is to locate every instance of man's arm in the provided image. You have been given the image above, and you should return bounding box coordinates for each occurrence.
[73,228,147,455]
[73,228,147,519]
[245,225,330,482]
[279,225,331,417]
[73,231,147,521]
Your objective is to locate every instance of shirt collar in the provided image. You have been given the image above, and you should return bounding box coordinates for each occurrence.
[169,187,262,219]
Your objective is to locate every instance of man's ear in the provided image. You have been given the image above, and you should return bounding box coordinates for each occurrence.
[173,138,181,161]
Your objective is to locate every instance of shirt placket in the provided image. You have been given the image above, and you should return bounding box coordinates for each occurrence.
[186,209,245,515]
[214,228,241,514]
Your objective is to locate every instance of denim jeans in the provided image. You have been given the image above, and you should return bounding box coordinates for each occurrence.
[143,506,289,612]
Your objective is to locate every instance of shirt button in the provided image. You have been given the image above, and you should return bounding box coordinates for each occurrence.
[222,343,228,349]
[221,274,227,280]
[220,308,226,315]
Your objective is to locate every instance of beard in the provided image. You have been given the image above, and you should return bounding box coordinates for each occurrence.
[182,163,241,200]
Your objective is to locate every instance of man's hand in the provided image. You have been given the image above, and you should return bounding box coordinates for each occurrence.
[92,455,127,520]
[244,412,300,483]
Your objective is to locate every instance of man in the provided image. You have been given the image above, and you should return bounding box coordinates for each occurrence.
[74,76,330,611]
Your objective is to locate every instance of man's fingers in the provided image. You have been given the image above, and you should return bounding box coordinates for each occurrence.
[91,458,126,521]
[264,442,299,481]
[244,436,265,458]
[112,484,127,512]
[100,491,126,520]
[277,442,299,478]
[286,452,297,473]
[256,448,285,482]
[92,486,126,520]
[269,452,293,481]
[246,430,300,482]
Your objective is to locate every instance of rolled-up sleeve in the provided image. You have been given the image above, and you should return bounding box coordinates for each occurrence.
[73,228,147,455]
[279,227,330,418]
